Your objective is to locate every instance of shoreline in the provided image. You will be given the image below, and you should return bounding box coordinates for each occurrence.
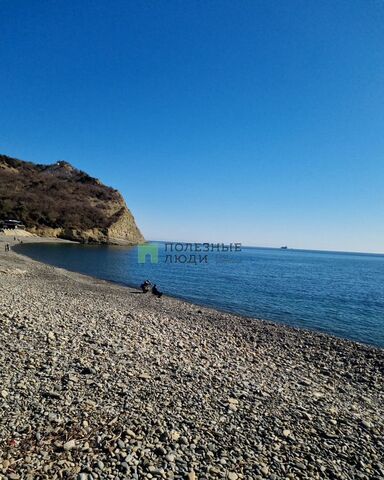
[9,235,384,352]
[0,236,383,479]
[11,239,384,353]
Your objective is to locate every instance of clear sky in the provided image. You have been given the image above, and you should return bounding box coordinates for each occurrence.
[1,1,384,252]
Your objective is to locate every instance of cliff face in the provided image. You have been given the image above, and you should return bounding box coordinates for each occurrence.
[0,155,145,245]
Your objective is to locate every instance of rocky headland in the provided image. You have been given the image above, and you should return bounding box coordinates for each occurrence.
[0,155,144,245]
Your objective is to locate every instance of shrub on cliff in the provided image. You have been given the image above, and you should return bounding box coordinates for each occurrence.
[0,154,128,235]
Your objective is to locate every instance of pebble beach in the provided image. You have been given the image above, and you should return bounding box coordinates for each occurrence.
[0,237,383,480]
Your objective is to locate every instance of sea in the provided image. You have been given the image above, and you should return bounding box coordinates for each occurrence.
[15,241,384,348]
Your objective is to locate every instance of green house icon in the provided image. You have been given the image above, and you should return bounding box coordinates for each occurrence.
[138,244,159,264]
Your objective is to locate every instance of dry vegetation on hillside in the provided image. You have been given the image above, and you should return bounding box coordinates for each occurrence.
[0,155,125,233]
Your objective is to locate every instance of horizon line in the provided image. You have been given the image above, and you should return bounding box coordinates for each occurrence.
[145,240,384,257]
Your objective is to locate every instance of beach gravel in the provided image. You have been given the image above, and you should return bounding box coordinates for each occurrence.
[0,245,383,479]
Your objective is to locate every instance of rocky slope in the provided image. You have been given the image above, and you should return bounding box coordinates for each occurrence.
[0,155,144,245]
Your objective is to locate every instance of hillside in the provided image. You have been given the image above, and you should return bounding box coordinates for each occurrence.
[0,154,145,245]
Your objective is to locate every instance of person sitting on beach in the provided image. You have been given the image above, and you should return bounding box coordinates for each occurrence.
[140,280,151,293]
[151,284,163,298]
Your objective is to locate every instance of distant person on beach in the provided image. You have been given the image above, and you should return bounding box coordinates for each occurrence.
[140,280,151,293]
[151,284,163,298]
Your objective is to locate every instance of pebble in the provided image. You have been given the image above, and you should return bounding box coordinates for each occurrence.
[64,439,77,450]
[361,420,373,429]
[170,430,180,441]
[260,465,269,475]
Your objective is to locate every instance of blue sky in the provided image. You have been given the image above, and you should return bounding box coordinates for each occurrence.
[1,1,384,252]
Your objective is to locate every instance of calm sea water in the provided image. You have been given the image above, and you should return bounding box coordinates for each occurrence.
[15,242,384,348]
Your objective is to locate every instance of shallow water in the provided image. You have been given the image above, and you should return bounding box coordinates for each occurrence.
[16,242,384,348]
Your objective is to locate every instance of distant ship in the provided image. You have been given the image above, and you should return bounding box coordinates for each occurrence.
[280,246,288,250]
